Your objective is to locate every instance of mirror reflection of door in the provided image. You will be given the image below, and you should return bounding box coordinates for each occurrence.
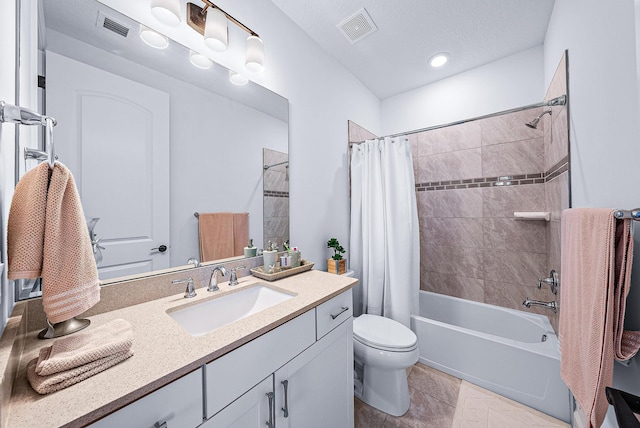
[263,148,289,250]
[46,51,170,280]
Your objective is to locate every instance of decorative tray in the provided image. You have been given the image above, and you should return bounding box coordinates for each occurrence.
[250,259,314,281]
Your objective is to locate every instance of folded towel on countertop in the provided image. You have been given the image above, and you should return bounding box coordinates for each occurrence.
[8,162,100,323]
[27,319,133,394]
[559,208,640,428]
[28,349,133,395]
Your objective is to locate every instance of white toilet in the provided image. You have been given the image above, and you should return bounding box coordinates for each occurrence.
[342,270,419,416]
[353,312,419,416]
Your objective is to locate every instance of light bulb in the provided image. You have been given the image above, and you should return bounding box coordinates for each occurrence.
[189,50,213,69]
[229,70,249,86]
[139,25,169,49]
[245,35,265,73]
[150,0,181,27]
[204,8,228,52]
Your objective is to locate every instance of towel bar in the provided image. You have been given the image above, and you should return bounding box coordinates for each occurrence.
[614,209,640,220]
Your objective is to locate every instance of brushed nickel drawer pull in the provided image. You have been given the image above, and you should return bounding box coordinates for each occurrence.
[330,306,349,320]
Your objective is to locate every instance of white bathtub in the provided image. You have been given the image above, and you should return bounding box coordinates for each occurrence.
[410,290,571,423]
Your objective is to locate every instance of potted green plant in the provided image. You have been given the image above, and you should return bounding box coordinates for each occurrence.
[327,238,346,274]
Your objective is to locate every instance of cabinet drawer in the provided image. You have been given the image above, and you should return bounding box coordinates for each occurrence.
[316,289,352,340]
[88,368,203,428]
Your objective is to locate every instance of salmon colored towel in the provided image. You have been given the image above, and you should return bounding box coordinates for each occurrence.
[7,163,100,323]
[198,212,249,262]
[27,319,133,394]
[559,208,640,428]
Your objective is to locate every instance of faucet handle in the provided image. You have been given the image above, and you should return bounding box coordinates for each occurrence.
[172,277,196,298]
[229,265,247,286]
[537,270,559,294]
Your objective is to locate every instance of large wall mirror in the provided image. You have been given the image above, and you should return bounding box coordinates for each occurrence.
[16,0,289,299]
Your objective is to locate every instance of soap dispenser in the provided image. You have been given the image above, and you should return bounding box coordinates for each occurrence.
[263,241,279,273]
[244,239,257,258]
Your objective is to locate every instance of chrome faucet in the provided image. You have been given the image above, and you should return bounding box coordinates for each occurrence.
[172,277,196,298]
[538,269,559,294]
[209,266,229,292]
[229,266,246,286]
[523,298,557,313]
[187,257,200,268]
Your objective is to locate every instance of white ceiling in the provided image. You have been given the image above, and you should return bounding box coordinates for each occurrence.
[269,0,555,100]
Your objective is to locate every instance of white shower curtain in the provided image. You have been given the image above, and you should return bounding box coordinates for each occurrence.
[350,137,419,327]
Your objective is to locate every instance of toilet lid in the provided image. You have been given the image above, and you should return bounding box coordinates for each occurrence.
[353,314,417,351]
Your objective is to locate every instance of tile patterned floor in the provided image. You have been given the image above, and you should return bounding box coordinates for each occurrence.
[354,363,569,428]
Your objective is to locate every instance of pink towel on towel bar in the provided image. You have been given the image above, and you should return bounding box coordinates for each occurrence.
[559,208,640,428]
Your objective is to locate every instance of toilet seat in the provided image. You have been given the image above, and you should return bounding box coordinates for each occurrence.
[353,314,418,352]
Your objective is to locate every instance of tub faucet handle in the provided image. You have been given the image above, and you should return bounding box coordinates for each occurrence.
[538,269,559,294]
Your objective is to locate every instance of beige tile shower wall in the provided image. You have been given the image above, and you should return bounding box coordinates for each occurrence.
[415,109,555,317]
[263,148,289,248]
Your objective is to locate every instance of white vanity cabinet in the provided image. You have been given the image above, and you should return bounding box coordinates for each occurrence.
[88,368,203,428]
[203,289,354,428]
[87,289,353,428]
[274,317,354,428]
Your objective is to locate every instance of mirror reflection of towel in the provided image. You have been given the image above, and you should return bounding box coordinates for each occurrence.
[198,212,249,262]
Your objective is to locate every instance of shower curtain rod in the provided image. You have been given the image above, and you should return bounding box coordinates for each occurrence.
[349,94,567,146]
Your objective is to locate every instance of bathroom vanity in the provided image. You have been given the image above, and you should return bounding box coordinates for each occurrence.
[0,270,355,427]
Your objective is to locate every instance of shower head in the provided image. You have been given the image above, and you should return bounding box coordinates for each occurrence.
[525,109,552,129]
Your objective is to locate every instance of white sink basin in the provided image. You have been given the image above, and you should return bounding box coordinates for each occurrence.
[168,284,295,337]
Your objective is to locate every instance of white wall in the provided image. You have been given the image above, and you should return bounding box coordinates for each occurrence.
[219,0,382,266]
[45,30,288,265]
[545,0,640,209]
[381,46,545,136]
[0,0,17,330]
[544,1,640,426]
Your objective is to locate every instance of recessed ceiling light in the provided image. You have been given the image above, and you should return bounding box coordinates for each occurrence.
[429,52,450,68]
[229,70,249,86]
[139,25,169,49]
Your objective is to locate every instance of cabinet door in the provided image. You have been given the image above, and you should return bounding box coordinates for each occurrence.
[201,375,274,428]
[274,318,354,428]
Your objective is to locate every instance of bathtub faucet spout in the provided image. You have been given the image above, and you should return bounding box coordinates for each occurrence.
[523,298,557,313]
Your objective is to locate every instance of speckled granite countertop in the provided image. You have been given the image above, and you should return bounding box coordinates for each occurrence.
[2,270,356,427]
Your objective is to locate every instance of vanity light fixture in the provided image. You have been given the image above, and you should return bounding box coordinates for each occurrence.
[429,52,450,68]
[186,1,265,73]
[150,0,181,27]
[139,25,169,49]
[189,50,213,69]
[229,70,249,86]
[204,7,228,51]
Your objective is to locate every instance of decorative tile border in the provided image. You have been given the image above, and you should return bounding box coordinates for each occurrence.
[264,190,289,198]
[545,156,569,182]
[415,156,569,192]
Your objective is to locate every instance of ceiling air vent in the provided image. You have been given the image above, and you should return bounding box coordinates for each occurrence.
[97,11,130,38]
[337,8,378,44]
